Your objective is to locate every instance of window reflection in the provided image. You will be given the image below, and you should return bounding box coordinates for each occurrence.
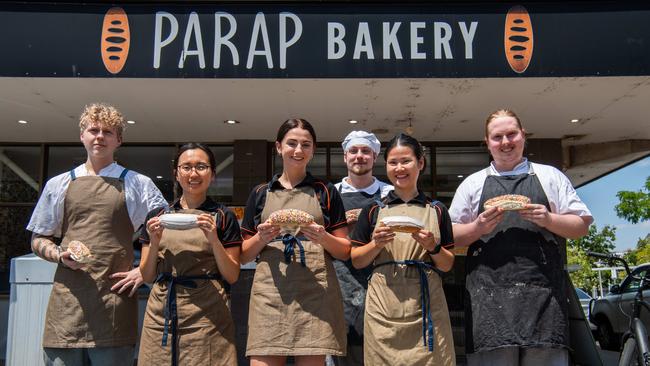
[0,146,41,203]
[436,146,489,206]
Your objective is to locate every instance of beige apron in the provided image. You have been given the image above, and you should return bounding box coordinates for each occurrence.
[365,202,455,366]
[43,172,137,348]
[246,185,346,356]
[138,208,237,366]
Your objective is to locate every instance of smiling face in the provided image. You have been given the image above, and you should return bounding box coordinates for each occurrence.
[275,127,314,171]
[485,115,526,172]
[344,144,376,176]
[80,122,122,161]
[175,148,213,196]
[386,144,424,192]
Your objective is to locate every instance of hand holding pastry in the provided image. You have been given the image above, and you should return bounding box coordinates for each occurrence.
[257,222,281,244]
[300,223,327,244]
[475,206,504,235]
[411,229,439,252]
[518,203,551,228]
[372,225,395,248]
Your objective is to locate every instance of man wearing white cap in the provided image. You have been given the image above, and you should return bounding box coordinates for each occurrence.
[333,131,392,366]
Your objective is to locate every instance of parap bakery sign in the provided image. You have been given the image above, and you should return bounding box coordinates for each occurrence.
[1,2,649,78]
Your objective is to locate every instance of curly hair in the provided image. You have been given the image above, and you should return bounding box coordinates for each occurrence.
[79,103,126,138]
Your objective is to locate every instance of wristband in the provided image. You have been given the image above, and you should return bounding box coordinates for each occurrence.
[427,243,442,255]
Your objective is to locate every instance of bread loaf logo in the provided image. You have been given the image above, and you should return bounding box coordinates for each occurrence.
[504,5,533,73]
[101,7,130,74]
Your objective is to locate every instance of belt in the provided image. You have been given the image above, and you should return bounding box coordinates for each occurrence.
[154,272,222,366]
[374,260,436,352]
[278,234,307,267]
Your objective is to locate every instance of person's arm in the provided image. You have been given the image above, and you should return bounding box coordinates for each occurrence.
[240,185,281,264]
[138,215,163,283]
[241,222,280,264]
[300,182,350,260]
[519,205,592,239]
[350,226,394,268]
[452,207,504,247]
[31,233,84,270]
[349,204,391,268]
[518,167,593,239]
[301,224,351,260]
[197,212,241,284]
[430,247,454,272]
[418,202,455,272]
[110,208,164,295]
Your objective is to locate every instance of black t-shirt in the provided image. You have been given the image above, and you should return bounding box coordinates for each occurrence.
[241,173,347,238]
[349,190,454,249]
[138,197,242,248]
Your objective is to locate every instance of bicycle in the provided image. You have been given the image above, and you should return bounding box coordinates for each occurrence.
[587,251,650,366]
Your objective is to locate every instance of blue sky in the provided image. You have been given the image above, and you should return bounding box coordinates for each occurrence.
[576,156,650,251]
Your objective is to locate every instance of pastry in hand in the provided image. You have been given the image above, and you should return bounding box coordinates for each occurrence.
[68,240,93,263]
[345,209,362,224]
[380,216,425,233]
[268,209,315,235]
[483,194,531,211]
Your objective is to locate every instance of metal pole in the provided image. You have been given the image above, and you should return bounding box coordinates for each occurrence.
[598,270,603,298]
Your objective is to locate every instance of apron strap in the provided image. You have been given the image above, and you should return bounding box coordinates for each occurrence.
[373,260,436,352]
[118,168,129,182]
[69,169,76,181]
[374,198,386,209]
[279,234,307,267]
[154,272,222,366]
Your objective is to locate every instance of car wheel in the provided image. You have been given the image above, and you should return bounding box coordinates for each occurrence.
[597,318,620,351]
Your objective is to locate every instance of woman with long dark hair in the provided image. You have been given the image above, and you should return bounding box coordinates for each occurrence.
[241,119,350,366]
[350,133,456,365]
[137,142,241,365]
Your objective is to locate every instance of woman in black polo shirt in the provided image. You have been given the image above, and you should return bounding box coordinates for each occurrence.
[350,133,456,365]
[240,118,350,366]
[136,143,242,365]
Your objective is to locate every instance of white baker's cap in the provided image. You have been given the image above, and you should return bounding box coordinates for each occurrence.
[342,131,381,155]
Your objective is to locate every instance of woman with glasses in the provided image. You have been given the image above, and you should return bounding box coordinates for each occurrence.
[241,119,350,366]
[350,133,456,365]
[136,142,242,365]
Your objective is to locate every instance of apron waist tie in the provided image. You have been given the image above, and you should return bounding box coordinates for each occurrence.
[280,234,307,267]
[154,272,222,366]
[374,260,436,352]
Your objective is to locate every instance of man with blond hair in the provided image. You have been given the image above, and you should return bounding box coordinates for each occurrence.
[27,103,166,365]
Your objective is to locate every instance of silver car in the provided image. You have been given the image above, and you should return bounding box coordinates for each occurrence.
[590,263,650,351]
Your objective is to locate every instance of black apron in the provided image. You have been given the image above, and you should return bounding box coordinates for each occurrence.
[465,164,569,353]
[335,187,382,339]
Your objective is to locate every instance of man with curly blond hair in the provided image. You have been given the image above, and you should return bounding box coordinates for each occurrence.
[27,103,167,365]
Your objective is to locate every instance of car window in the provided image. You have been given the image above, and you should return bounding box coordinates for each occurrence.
[575,288,591,299]
[624,269,648,293]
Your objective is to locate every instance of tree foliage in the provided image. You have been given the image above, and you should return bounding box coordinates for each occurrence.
[615,176,650,224]
[567,245,599,291]
[568,224,617,290]
[633,234,650,264]
[569,224,616,254]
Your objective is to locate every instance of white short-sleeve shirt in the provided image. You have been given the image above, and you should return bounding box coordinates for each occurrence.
[335,176,393,198]
[449,159,592,224]
[27,162,168,237]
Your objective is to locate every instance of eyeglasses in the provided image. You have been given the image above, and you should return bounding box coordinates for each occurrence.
[177,164,211,174]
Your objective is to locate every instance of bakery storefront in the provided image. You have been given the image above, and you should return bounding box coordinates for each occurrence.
[1,1,650,363]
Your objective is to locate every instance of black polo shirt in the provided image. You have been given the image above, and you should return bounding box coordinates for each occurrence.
[350,190,454,249]
[139,197,243,248]
[241,172,347,238]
